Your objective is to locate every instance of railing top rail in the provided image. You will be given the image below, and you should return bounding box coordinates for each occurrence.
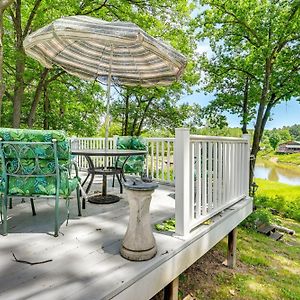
[146,137,175,142]
[74,137,113,141]
[73,137,175,142]
[190,135,248,143]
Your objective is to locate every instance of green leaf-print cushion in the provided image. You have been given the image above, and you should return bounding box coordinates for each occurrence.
[116,136,146,174]
[0,128,70,160]
[0,128,77,197]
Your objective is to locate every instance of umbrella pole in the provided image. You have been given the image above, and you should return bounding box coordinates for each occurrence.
[104,46,113,167]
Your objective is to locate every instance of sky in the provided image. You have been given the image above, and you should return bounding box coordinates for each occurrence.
[183,40,300,130]
[183,92,300,129]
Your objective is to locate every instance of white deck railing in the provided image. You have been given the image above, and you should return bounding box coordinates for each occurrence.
[174,128,250,235]
[73,136,175,184]
[145,137,175,184]
[72,130,250,236]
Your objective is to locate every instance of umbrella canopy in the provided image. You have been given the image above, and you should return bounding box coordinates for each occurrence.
[23,15,187,87]
[24,16,187,157]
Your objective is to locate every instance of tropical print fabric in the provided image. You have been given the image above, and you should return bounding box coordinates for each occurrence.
[5,175,78,197]
[116,136,146,174]
[0,128,70,159]
[0,128,78,197]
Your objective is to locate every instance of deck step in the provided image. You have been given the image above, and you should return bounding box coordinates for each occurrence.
[257,224,276,235]
[269,232,284,241]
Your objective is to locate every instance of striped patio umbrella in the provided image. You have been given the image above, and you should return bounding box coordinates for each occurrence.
[23,15,187,150]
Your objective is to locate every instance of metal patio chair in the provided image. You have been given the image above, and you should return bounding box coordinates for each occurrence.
[0,128,81,237]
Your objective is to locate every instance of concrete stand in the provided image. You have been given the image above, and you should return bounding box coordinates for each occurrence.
[120,181,158,261]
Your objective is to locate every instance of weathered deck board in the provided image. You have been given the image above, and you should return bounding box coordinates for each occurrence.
[0,176,252,300]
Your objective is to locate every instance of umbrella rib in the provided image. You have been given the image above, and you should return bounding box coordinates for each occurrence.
[126,44,142,85]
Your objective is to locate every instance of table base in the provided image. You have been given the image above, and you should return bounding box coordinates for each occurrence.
[88,194,120,204]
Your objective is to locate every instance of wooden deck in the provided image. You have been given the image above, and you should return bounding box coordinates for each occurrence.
[0,175,253,300]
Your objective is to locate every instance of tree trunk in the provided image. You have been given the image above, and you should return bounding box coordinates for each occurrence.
[0,9,5,125]
[136,97,154,135]
[10,0,43,128]
[27,68,49,127]
[124,93,129,135]
[0,0,14,125]
[241,76,249,134]
[12,0,25,128]
[43,88,49,130]
[130,97,141,136]
[250,58,272,186]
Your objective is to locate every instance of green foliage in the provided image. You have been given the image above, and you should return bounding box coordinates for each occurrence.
[242,207,275,229]
[255,194,300,222]
[193,126,244,137]
[261,128,292,151]
[110,87,199,136]
[286,124,300,141]
[277,153,300,165]
[254,178,300,222]
[194,0,300,167]
[268,132,281,151]
[155,218,175,232]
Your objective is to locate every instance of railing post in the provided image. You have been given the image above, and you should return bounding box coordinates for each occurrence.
[242,134,251,197]
[113,135,118,149]
[175,128,190,236]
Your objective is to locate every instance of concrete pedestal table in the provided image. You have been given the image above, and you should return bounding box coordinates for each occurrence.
[120,181,158,261]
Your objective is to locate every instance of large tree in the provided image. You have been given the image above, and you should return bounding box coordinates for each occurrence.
[2,0,197,135]
[195,0,300,185]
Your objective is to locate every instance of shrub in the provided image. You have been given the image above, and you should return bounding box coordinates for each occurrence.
[254,194,300,222]
[242,208,275,229]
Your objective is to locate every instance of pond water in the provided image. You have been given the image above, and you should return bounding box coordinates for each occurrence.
[255,160,300,186]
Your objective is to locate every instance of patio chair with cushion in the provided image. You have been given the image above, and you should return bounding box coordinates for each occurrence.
[0,128,81,237]
[112,136,147,188]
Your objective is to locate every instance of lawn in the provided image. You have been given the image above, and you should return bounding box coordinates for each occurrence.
[258,151,300,166]
[177,218,300,300]
[255,178,300,201]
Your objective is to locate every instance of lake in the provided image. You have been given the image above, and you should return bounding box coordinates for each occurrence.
[255,160,300,186]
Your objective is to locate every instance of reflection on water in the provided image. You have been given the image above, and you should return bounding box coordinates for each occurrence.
[255,160,300,185]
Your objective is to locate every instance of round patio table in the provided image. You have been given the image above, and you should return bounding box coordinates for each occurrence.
[71,149,147,204]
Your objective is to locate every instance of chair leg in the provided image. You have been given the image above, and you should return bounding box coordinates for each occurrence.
[9,198,12,209]
[54,194,60,237]
[30,198,36,216]
[112,174,115,187]
[65,197,70,226]
[2,195,8,236]
[76,185,82,216]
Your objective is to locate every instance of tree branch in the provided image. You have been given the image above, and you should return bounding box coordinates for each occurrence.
[81,0,108,15]
[23,0,42,37]
[210,2,262,46]
[46,70,65,84]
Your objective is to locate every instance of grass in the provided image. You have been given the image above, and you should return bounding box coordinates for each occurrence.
[258,150,300,166]
[253,179,300,222]
[255,178,300,201]
[277,153,300,166]
[176,218,300,300]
